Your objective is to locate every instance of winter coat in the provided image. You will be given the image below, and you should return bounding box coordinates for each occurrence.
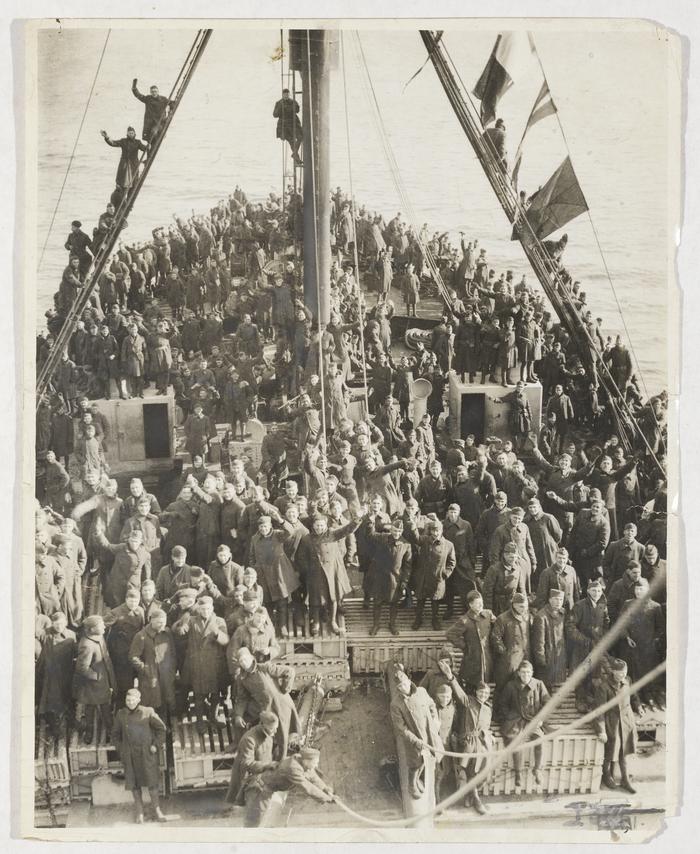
[405,530,456,601]
[526,513,563,578]
[363,524,412,604]
[566,596,610,672]
[488,522,536,589]
[112,704,166,790]
[175,612,229,695]
[500,677,550,739]
[532,604,568,688]
[104,603,146,694]
[225,723,274,804]
[593,674,638,760]
[446,609,496,687]
[37,628,77,715]
[103,135,148,188]
[129,624,177,710]
[491,608,532,690]
[121,333,147,377]
[619,598,664,681]
[481,560,527,615]
[35,554,63,616]
[248,531,300,602]
[72,634,116,705]
[389,683,442,769]
[296,521,359,606]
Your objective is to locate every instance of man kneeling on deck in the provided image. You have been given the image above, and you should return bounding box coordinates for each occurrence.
[242,747,335,827]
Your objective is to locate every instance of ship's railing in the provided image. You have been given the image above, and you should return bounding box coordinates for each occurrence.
[36,29,213,403]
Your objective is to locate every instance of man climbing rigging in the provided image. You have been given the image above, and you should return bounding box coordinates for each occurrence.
[273,88,303,165]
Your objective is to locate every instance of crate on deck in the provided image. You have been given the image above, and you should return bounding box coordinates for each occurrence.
[277,604,349,659]
[170,697,236,791]
[68,704,167,800]
[35,722,71,813]
[342,597,468,675]
[279,652,351,693]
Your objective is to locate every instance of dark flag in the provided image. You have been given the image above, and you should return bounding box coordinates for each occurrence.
[522,156,589,240]
[473,32,534,126]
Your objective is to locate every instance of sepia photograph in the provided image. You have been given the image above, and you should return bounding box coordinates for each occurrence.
[15,13,684,843]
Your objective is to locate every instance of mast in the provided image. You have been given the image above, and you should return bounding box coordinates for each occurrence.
[36,29,212,403]
[290,29,338,324]
[419,30,640,452]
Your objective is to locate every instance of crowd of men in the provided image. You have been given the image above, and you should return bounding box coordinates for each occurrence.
[34,89,668,822]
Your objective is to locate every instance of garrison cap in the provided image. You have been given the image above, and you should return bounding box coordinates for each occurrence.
[611,658,627,672]
[467,590,483,603]
[447,503,461,512]
[171,545,187,558]
[549,588,565,597]
[587,577,603,588]
[176,587,198,600]
[149,608,167,621]
[198,595,214,606]
[259,711,278,726]
[71,220,82,228]
[512,592,528,605]
[243,589,259,602]
[300,747,321,760]
[83,615,103,631]
[503,543,518,555]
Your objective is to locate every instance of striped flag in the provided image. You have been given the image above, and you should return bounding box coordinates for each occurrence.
[512,80,558,188]
[473,32,535,126]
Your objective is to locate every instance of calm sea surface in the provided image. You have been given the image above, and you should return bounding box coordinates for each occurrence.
[36,26,673,394]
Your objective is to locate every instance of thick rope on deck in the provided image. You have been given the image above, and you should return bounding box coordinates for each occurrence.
[319,576,666,828]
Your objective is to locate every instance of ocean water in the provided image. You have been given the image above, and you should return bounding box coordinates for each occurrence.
[35,25,674,394]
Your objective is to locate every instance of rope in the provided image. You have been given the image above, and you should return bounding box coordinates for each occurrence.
[38,29,111,272]
[530,38,665,421]
[304,31,328,468]
[428,32,665,472]
[280,28,286,213]
[339,31,370,416]
[353,33,454,313]
[315,574,666,827]
[426,661,666,759]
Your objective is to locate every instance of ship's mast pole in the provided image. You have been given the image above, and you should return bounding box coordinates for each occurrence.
[294,29,337,324]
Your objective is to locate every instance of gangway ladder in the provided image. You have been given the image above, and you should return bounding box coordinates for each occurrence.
[419,30,640,454]
[36,28,213,404]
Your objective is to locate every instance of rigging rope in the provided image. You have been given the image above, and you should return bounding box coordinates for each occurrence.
[430,32,665,473]
[528,39,667,442]
[38,29,111,273]
[318,574,666,827]
[353,32,454,314]
[304,31,328,470]
[280,28,286,213]
[339,30,370,416]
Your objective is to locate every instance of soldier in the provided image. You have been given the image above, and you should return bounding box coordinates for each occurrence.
[446,590,496,692]
[442,503,478,620]
[488,506,536,592]
[129,608,177,722]
[103,588,145,708]
[567,578,610,712]
[112,688,167,823]
[594,659,639,793]
[363,516,412,636]
[535,546,581,613]
[525,497,562,584]
[225,710,279,808]
[607,560,643,625]
[248,515,300,638]
[405,516,456,631]
[35,537,63,617]
[491,592,532,716]
[438,660,493,815]
[132,79,175,143]
[93,521,151,609]
[233,647,300,759]
[475,490,509,558]
[619,578,665,713]
[389,666,442,799]
[37,611,77,739]
[245,747,335,827]
[207,543,245,599]
[532,589,568,690]
[73,614,116,744]
[173,595,229,733]
[482,542,527,616]
[500,660,550,788]
[603,523,645,587]
[568,498,611,586]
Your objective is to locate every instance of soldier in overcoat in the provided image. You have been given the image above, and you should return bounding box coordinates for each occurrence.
[37,611,77,737]
[129,608,177,718]
[111,688,167,823]
[173,595,229,733]
[567,577,610,711]
[593,659,639,793]
[404,516,456,631]
[445,590,496,691]
[500,660,551,787]
[72,615,116,744]
[120,323,147,398]
[481,543,527,616]
[363,515,413,636]
[225,711,279,806]
[491,593,532,715]
[532,589,568,689]
[103,588,145,707]
[389,665,442,799]
[248,515,300,637]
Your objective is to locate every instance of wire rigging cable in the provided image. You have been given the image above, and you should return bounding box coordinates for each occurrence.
[38,29,112,273]
[339,30,370,415]
[428,32,665,473]
[352,32,454,313]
